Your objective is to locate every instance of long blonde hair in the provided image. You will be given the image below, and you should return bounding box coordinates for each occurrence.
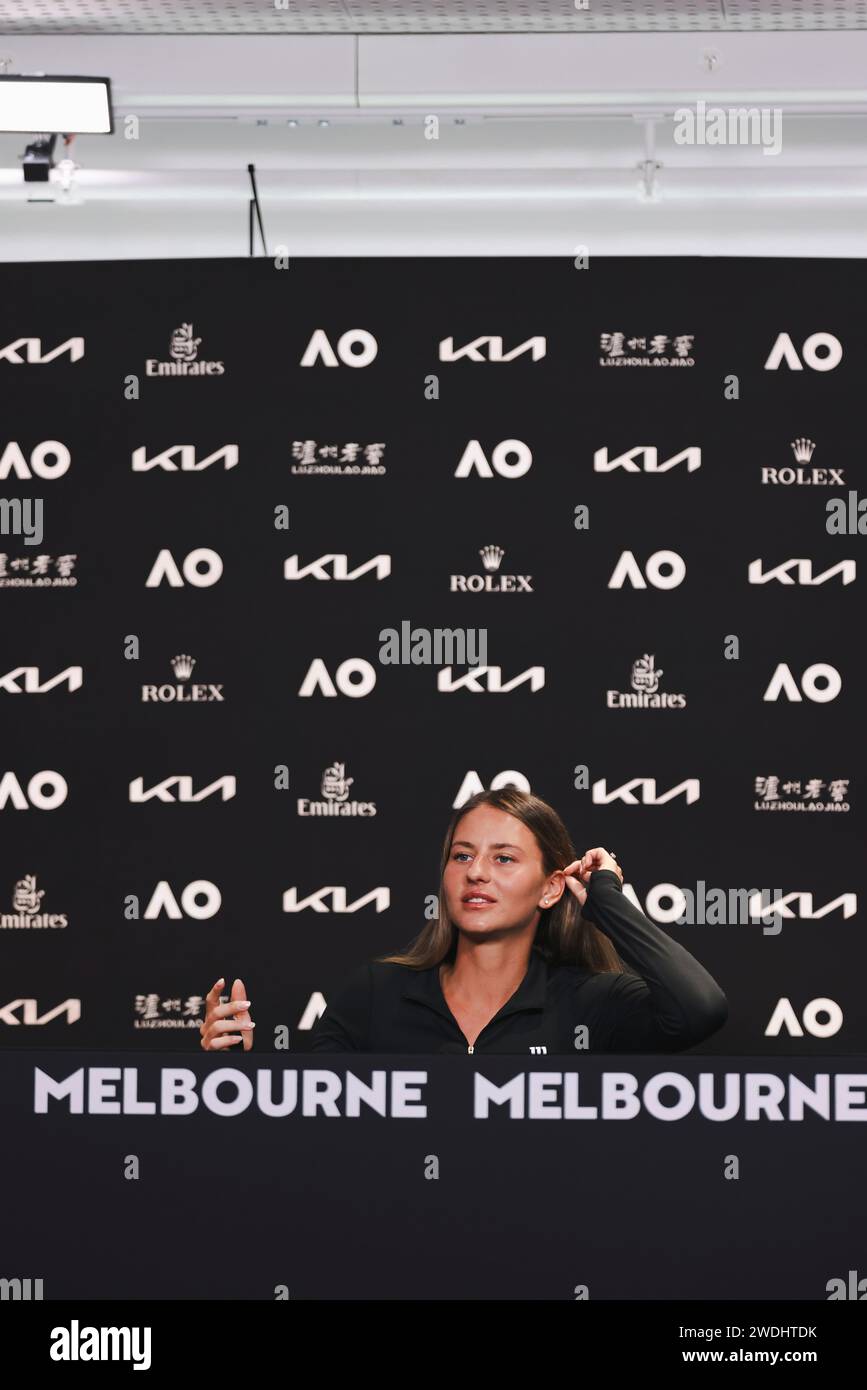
[376,786,624,973]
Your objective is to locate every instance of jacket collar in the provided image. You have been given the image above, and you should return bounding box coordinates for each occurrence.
[401,945,548,1024]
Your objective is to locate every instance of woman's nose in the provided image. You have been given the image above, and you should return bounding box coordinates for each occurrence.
[467,858,492,880]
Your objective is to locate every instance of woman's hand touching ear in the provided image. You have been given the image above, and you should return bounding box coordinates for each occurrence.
[561,848,623,906]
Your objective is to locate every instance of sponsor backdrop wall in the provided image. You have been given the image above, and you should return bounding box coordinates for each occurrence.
[0,255,862,1053]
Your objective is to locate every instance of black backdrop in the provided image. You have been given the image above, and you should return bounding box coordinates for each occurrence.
[0,255,862,1052]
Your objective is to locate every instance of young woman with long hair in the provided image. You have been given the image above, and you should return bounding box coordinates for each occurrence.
[199,786,728,1055]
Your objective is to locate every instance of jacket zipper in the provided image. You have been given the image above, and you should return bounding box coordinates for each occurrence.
[407,995,537,1054]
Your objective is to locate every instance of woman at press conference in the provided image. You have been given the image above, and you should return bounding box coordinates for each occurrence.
[199,786,728,1055]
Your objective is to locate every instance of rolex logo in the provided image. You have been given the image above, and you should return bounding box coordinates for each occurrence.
[762,436,842,486]
[142,655,224,702]
[170,654,196,681]
[791,437,816,463]
[451,544,533,594]
[479,545,505,572]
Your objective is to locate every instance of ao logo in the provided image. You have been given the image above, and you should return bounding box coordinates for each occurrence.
[453,770,531,808]
[143,881,221,919]
[764,332,843,372]
[454,440,533,479]
[608,550,686,589]
[0,771,68,810]
[299,329,378,367]
[298,658,377,698]
[0,440,71,479]
[763,662,841,702]
[297,993,327,1030]
[765,998,842,1037]
[145,549,223,588]
[620,884,690,922]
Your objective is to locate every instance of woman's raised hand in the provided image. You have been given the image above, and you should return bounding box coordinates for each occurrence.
[562,847,624,906]
[200,976,255,1051]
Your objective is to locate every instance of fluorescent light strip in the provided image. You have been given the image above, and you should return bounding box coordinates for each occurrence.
[0,77,113,134]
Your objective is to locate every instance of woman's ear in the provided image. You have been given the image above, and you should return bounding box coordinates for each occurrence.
[542,872,565,905]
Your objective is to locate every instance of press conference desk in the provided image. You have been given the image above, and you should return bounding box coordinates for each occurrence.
[2,1051,864,1300]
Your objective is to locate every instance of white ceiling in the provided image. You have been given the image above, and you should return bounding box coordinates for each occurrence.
[0,14,865,257]
[0,0,865,33]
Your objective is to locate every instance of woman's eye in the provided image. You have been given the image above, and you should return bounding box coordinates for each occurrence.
[452,852,514,863]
